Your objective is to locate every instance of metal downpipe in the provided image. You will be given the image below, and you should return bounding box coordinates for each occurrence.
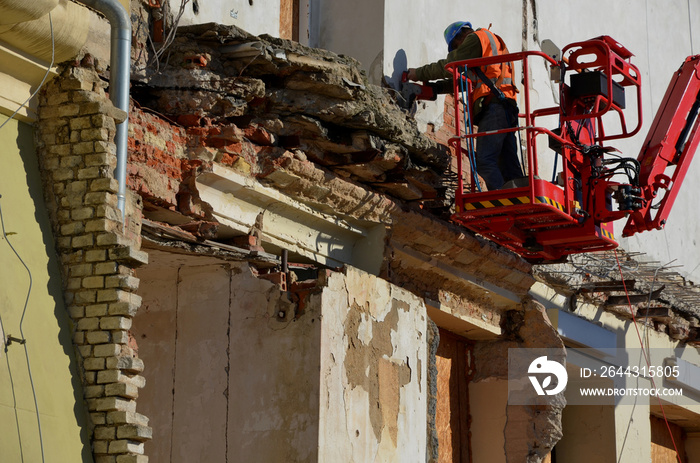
[76,0,131,221]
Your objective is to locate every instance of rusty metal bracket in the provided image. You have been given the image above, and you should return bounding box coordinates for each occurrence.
[148,0,164,43]
[289,281,319,317]
[605,285,665,306]
[6,335,26,346]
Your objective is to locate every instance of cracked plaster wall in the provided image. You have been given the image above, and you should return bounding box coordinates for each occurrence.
[135,251,429,462]
[319,267,428,462]
[134,250,320,462]
[133,249,564,463]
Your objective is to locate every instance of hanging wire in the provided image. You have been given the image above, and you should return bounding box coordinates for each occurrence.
[514,102,525,175]
[0,12,55,462]
[639,259,677,353]
[0,13,55,132]
[144,0,190,77]
[1,197,44,463]
[614,250,682,463]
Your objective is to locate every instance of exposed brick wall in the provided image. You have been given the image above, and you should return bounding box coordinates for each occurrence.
[36,61,151,463]
[126,106,297,222]
[424,94,478,190]
[127,109,187,210]
[424,95,457,147]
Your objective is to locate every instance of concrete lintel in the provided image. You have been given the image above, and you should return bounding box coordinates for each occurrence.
[666,357,700,395]
[548,309,617,355]
[531,283,618,351]
[650,403,700,433]
[424,298,500,340]
[395,244,522,307]
[196,164,385,273]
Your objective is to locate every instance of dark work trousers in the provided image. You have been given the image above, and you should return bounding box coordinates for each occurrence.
[475,100,524,190]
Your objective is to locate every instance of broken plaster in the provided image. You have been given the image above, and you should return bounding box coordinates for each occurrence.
[343,299,412,444]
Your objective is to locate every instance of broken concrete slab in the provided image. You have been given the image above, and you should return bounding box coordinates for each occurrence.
[138,22,450,182]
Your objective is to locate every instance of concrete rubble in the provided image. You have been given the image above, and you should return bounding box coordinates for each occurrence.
[133,23,451,204]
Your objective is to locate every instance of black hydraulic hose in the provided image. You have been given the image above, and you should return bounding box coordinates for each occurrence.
[674,89,700,159]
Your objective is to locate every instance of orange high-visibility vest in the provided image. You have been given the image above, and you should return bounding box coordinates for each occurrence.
[469,29,517,104]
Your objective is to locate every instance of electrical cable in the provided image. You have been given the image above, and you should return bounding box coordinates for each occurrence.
[513,98,525,177]
[0,12,55,462]
[551,141,558,183]
[459,68,473,166]
[146,0,190,77]
[2,338,26,462]
[599,156,640,184]
[614,250,682,463]
[0,197,44,463]
[528,0,560,106]
[552,78,567,183]
[460,66,481,192]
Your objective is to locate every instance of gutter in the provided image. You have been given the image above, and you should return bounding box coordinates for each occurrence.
[76,0,131,221]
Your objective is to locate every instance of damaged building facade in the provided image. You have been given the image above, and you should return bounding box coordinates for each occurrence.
[1,1,700,462]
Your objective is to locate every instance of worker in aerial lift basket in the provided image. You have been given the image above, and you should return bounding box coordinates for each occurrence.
[406,21,524,191]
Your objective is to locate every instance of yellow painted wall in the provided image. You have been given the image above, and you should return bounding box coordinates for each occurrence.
[0,114,92,462]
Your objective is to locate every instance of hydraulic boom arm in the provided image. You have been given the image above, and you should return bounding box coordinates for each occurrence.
[623,55,700,236]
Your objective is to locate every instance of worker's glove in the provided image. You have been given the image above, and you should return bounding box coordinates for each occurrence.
[399,72,437,110]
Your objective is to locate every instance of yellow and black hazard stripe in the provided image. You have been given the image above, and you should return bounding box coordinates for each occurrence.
[534,196,566,212]
[597,226,615,241]
[462,195,567,212]
[463,196,531,211]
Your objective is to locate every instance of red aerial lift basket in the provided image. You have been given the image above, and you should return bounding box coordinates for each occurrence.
[446,36,700,263]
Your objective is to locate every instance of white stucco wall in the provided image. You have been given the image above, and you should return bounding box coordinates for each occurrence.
[305,0,384,82]
[169,0,282,37]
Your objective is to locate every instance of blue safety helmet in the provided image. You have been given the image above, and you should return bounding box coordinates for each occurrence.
[444,21,473,51]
